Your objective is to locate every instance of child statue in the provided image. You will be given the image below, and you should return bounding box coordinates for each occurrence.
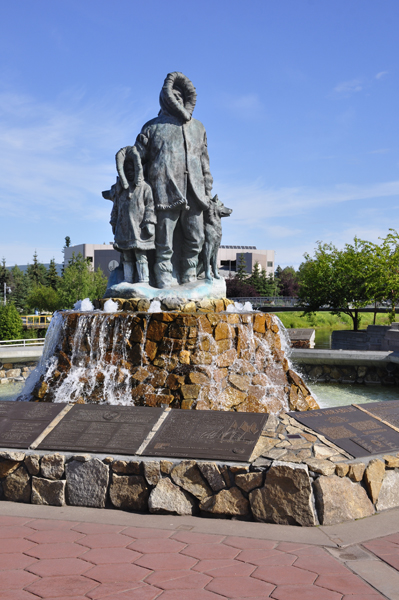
[103,146,156,283]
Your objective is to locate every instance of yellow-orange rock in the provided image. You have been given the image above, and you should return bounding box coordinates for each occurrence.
[216,349,237,368]
[146,321,168,342]
[214,322,230,341]
[229,373,251,392]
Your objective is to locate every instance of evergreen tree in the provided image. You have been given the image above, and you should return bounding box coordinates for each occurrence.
[249,261,262,291]
[46,258,60,290]
[236,253,248,282]
[9,266,31,313]
[255,269,278,296]
[27,251,47,287]
[0,303,23,341]
[0,258,11,289]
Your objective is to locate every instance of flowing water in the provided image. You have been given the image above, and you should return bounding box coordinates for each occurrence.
[14,309,296,412]
[6,308,397,410]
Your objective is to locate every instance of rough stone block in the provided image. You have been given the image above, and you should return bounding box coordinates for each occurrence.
[0,459,21,478]
[376,470,399,511]
[348,463,366,482]
[31,477,66,506]
[364,459,385,504]
[24,455,40,476]
[228,373,251,392]
[2,465,31,503]
[149,478,196,515]
[250,461,317,526]
[0,451,25,462]
[144,461,161,486]
[306,459,336,476]
[197,462,226,492]
[171,461,212,500]
[181,385,201,399]
[189,372,209,385]
[110,474,149,511]
[41,454,65,480]
[235,472,263,492]
[66,458,109,508]
[160,460,174,475]
[384,455,399,469]
[200,487,249,517]
[112,460,141,475]
[214,322,230,341]
[314,475,375,525]
[335,463,350,477]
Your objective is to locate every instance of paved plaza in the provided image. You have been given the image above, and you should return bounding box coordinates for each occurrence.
[1,503,399,599]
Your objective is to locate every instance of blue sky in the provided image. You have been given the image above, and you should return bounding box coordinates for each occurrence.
[1,0,398,269]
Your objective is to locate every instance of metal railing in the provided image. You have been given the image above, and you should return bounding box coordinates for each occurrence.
[21,315,52,329]
[229,296,299,307]
[0,338,45,348]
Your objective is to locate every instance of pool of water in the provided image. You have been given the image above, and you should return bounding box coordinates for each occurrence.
[311,382,399,408]
[0,382,25,401]
[1,378,399,410]
[314,328,332,349]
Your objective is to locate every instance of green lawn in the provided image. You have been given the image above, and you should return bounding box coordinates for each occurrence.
[275,311,398,331]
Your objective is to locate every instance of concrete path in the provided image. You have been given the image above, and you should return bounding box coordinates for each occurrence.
[1,502,399,600]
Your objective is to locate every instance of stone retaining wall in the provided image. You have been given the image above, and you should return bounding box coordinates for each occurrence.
[298,362,399,385]
[332,324,399,351]
[0,361,37,385]
[1,412,399,527]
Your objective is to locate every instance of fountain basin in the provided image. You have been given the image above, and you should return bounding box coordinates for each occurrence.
[26,311,317,413]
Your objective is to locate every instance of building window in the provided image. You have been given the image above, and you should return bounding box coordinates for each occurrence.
[267,261,273,267]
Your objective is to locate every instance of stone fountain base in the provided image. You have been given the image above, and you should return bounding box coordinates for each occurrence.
[29,309,318,413]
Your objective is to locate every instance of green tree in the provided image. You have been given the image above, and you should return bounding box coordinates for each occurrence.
[373,230,399,323]
[27,251,47,288]
[236,253,248,282]
[57,253,107,309]
[9,266,31,313]
[275,266,299,297]
[298,238,374,331]
[259,269,279,296]
[26,285,60,313]
[0,302,23,341]
[46,258,60,290]
[249,261,261,290]
[0,258,11,289]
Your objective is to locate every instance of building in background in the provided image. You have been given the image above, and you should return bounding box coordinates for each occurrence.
[63,244,275,279]
[218,246,275,278]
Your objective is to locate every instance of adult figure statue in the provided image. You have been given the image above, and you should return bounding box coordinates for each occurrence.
[116,72,214,289]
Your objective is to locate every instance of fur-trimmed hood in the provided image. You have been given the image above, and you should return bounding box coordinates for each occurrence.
[115,145,144,189]
[159,72,197,122]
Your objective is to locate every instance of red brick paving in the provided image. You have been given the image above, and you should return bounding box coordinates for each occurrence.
[0,514,391,599]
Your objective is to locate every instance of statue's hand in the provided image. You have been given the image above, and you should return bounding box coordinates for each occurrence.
[144,224,155,237]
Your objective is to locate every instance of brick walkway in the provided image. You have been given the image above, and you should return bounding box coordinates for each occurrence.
[0,513,395,600]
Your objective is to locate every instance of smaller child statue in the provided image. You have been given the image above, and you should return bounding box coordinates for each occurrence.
[103,146,157,284]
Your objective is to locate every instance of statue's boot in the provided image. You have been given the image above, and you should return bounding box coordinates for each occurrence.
[123,261,134,283]
[154,261,177,289]
[136,261,149,283]
[181,258,198,284]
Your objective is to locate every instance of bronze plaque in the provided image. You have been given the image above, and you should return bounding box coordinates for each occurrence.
[289,405,399,458]
[38,405,163,455]
[143,410,267,461]
[357,401,399,431]
[0,401,67,449]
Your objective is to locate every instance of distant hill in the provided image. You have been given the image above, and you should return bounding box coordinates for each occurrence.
[6,263,63,275]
